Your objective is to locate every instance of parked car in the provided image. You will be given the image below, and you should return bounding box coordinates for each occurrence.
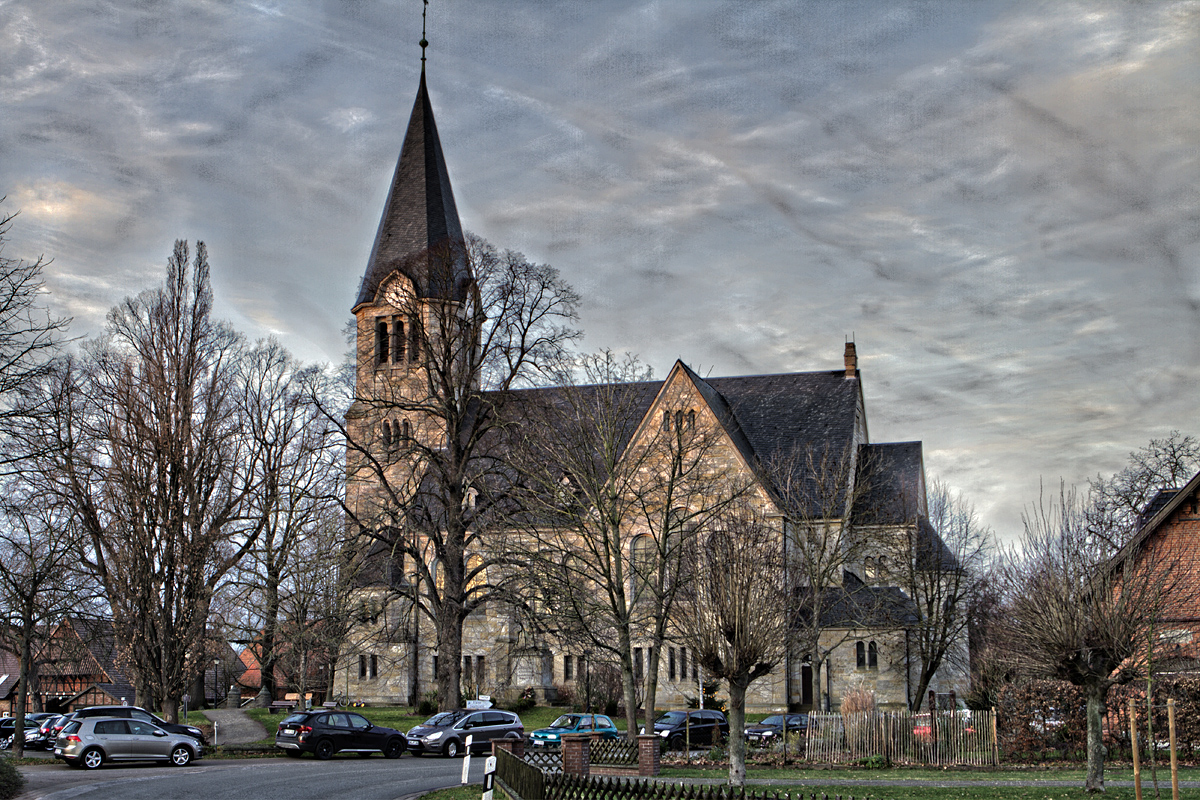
[651,709,728,750]
[72,705,208,747]
[529,713,620,748]
[54,716,203,769]
[274,709,406,759]
[19,713,61,750]
[0,716,42,749]
[744,713,808,747]
[406,709,524,757]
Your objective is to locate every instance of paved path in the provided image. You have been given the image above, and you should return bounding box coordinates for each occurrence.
[202,709,268,745]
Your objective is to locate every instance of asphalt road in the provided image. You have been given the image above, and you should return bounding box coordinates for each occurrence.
[16,752,488,800]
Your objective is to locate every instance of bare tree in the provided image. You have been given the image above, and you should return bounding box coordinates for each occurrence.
[1087,431,1200,549]
[768,444,881,714]
[327,234,580,710]
[218,340,342,705]
[0,198,70,465]
[896,479,992,711]
[509,351,745,736]
[22,241,274,721]
[674,505,788,787]
[0,487,93,756]
[998,483,1189,793]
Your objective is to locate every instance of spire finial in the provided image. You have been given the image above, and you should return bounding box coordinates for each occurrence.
[420,0,429,71]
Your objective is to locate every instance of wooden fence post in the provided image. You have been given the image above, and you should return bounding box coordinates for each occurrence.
[991,707,999,767]
[1168,698,1178,800]
[1130,697,1142,800]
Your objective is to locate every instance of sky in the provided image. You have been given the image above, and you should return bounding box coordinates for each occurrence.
[1,1,1197,542]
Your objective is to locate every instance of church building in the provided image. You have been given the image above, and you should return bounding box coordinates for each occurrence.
[336,65,967,715]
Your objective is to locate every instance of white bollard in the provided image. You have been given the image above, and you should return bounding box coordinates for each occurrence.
[460,734,473,784]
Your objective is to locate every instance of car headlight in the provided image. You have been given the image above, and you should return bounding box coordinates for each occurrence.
[659,730,669,738]
[186,727,203,737]
[424,731,443,742]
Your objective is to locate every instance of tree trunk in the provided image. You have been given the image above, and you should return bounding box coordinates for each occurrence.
[812,646,825,712]
[727,679,748,787]
[1085,685,1106,793]
[13,625,33,758]
[644,643,661,733]
[618,628,638,739]
[436,604,463,712]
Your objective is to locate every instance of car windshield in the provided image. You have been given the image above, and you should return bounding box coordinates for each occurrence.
[760,715,783,726]
[655,711,687,724]
[424,710,469,727]
[549,715,581,729]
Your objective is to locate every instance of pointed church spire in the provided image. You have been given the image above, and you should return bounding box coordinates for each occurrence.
[355,67,469,310]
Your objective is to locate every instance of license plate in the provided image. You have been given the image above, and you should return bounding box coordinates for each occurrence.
[283,728,295,735]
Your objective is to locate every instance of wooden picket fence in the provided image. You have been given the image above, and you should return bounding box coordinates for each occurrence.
[542,774,874,800]
[805,709,997,766]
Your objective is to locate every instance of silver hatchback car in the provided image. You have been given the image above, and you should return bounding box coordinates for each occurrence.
[55,716,203,769]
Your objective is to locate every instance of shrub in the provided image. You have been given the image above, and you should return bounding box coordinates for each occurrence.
[417,691,438,716]
[841,686,877,715]
[0,756,26,800]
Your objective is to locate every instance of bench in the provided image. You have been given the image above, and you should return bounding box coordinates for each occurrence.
[269,701,296,714]
[322,701,338,708]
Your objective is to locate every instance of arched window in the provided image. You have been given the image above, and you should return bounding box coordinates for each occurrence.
[686,410,696,429]
[868,640,878,669]
[408,316,422,360]
[375,320,390,364]
[877,555,888,576]
[631,534,655,599]
[382,421,392,448]
[392,319,406,362]
[855,641,866,669]
[401,419,412,440]
[863,557,876,580]
[661,411,671,432]
[675,410,684,432]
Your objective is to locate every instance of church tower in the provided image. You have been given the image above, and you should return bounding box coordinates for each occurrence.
[346,67,475,524]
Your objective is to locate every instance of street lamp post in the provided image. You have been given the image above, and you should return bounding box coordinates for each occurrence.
[212,658,221,709]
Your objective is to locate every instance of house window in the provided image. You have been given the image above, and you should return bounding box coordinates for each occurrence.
[564,655,573,681]
[359,654,367,678]
[476,656,485,686]
[432,655,439,681]
[408,317,422,360]
[668,648,676,681]
[661,411,671,432]
[634,648,643,682]
[463,655,473,688]
[370,654,378,678]
[687,410,696,429]
[856,641,866,669]
[376,320,390,364]
[864,557,876,580]
[692,653,698,682]
[680,648,687,682]
[382,421,392,448]
[401,419,412,440]
[675,410,683,431]
[868,641,878,669]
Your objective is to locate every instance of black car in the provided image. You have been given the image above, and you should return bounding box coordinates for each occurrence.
[405,709,524,757]
[72,706,208,747]
[652,709,728,750]
[0,716,43,749]
[274,710,406,759]
[744,713,808,746]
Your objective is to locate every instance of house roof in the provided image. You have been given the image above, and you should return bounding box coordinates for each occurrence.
[801,572,919,629]
[851,442,925,525]
[1114,467,1200,569]
[355,72,469,309]
[0,648,19,699]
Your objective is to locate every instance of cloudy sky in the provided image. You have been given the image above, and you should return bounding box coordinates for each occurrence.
[1,1,1197,541]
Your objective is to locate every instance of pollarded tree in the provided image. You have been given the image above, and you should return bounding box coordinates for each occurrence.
[674,505,789,788]
[23,241,277,721]
[325,234,580,711]
[998,484,1190,793]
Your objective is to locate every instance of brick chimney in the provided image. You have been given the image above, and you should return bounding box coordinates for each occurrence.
[844,341,857,378]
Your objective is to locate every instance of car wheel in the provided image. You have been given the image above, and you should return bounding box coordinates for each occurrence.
[0,735,10,750]
[81,748,105,770]
[314,739,336,760]
[383,738,405,759]
[443,739,460,759]
[668,734,684,751]
[170,745,193,767]
[284,749,302,758]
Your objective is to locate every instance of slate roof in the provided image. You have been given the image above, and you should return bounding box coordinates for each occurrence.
[851,441,926,525]
[797,572,918,629]
[355,72,470,309]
